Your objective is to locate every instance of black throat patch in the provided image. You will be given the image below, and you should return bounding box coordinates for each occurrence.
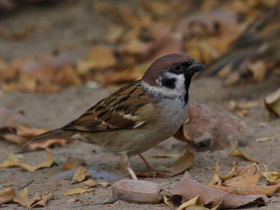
[160,77,177,89]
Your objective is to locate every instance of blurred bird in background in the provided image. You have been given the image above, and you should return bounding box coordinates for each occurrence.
[200,0,280,84]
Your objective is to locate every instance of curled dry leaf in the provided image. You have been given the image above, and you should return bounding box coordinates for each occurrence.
[231,148,259,163]
[63,156,86,170]
[112,179,162,204]
[30,192,53,209]
[262,167,280,182]
[13,188,40,208]
[177,195,220,210]
[264,87,280,117]
[64,188,93,196]
[136,150,193,178]
[161,150,194,177]
[0,149,53,172]
[71,166,91,184]
[214,163,236,181]
[209,164,280,196]
[174,102,252,150]
[170,172,268,209]
[0,188,16,205]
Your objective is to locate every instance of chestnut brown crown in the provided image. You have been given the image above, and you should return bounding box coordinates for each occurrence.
[142,54,204,86]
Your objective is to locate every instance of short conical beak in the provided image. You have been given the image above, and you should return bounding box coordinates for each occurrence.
[189,61,206,74]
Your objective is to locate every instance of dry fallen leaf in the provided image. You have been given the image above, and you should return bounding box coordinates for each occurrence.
[71,166,91,184]
[0,188,16,205]
[77,46,116,75]
[13,188,40,208]
[0,149,53,172]
[63,156,86,170]
[64,188,93,196]
[177,195,220,210]
[170,172,268,209]
[264,87,280,117]
[161,150,194,177]
[231,148,259,163]
[83,179,97,188]
[98,180,109,188]
[209,164,280,196]
[263,167,280,182]
[214,163,236,181]
[30,192,53,209]
[256,137,272,142]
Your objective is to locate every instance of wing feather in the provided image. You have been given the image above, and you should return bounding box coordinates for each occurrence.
[63,81,154,132]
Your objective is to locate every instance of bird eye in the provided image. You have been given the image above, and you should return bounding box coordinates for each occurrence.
[173,64,182,71]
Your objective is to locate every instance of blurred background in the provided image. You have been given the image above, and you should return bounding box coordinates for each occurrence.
[0,0,280,95]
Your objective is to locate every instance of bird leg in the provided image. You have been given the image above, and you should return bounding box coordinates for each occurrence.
[119,153,138,180]
[138,154,168,178]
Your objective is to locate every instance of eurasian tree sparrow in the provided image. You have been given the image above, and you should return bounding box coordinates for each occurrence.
[18,54,205,179]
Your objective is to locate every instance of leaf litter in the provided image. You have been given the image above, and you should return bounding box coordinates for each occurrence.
[13,188,53,209]
[169,172,268,209]
[0,149,53,172]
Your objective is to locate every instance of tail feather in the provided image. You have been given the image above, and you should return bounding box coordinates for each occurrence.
[16,128,72,153]
[198,48,257,78]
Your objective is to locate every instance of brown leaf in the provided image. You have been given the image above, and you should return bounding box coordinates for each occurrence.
[161,150,194,176]
[224,164,260,188]
[64,188,93,196]
[214,163,236,181]
[264,87,280,117]
[98,180,109,188]
[256,137,272,142]
[29,139,68,150]
[63,156,86,170]
[231,148,259,163]
[262,167,280,182]
[0,149,53,172]
[247,61,267,82]
[210,183,280,197]
[0,188,16,204]
[177,195,220,210]
[83,179,97,188]
[30,192,53,209]
[13,188,40,208]
[77,46,116,75]
[170,172,268,209]
[71,166,91,184]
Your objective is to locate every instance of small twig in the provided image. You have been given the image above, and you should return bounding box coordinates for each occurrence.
[17,180,34,190]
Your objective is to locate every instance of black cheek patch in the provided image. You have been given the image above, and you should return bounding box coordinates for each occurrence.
[161,77,177,89]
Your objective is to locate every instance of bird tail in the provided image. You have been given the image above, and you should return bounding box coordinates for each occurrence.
[16,128,73,153]
[198,48,256,78]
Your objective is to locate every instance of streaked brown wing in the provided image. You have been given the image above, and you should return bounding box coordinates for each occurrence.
[63,81,154,132]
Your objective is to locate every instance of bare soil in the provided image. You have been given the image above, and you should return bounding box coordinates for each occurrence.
[0,1,280,209]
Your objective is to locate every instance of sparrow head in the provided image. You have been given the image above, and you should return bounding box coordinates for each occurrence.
[142,54,205,101]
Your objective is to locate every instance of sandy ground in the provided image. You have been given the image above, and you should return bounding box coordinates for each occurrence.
[1,1,280,209]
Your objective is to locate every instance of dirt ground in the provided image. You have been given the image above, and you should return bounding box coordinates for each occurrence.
[1,1,280,209]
